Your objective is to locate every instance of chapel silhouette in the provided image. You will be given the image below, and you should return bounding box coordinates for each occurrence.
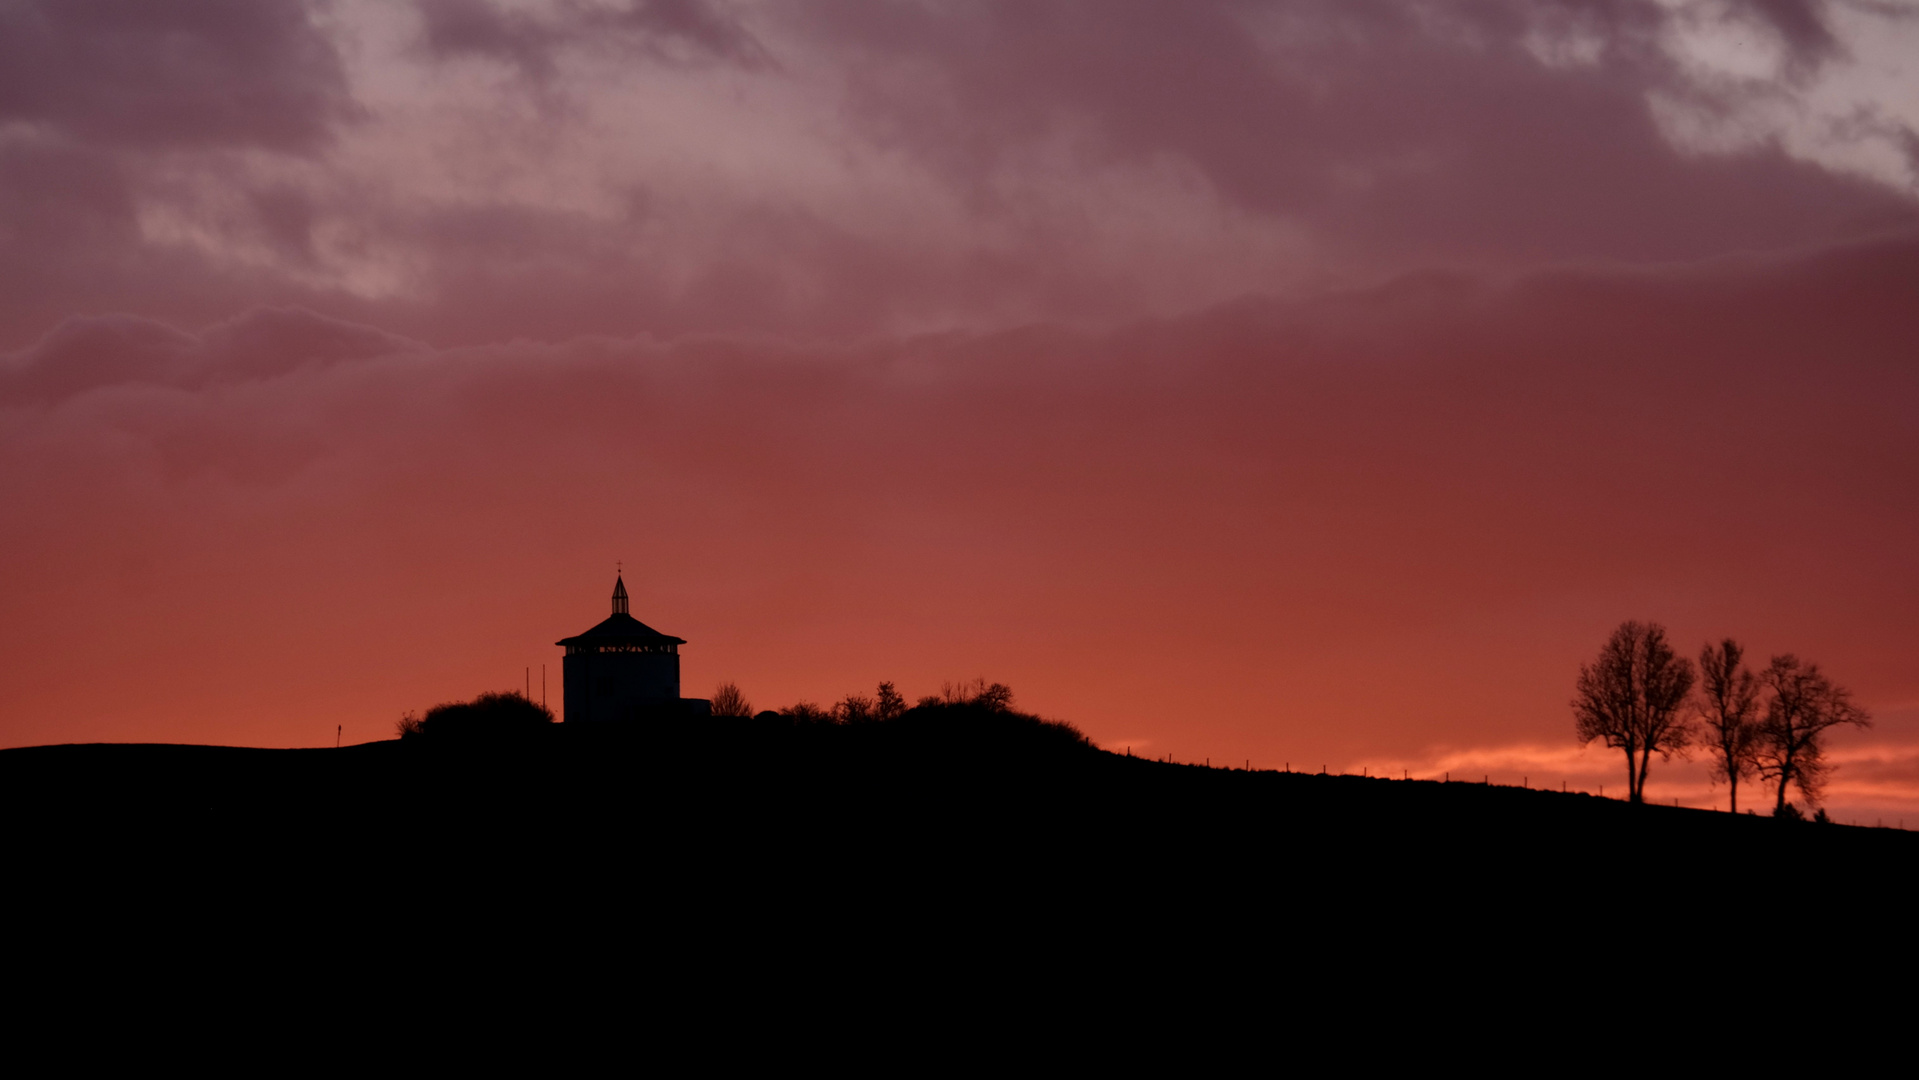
[556,575,709,722]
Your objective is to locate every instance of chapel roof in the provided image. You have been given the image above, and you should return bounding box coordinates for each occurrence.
[555,611,685,646]
[555,574,686,646]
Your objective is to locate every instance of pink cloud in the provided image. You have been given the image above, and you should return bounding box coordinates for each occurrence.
[1,1,1913,350]
[0,0,351,152]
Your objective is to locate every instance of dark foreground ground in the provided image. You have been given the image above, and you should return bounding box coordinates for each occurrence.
[8,706,1911,905]
[9,708,1907,1053]
[6,703,1915,1013]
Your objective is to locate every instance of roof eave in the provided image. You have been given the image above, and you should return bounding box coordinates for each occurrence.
[556,634,687,647]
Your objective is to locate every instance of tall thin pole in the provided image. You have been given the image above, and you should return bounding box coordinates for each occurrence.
[335,724,341,749]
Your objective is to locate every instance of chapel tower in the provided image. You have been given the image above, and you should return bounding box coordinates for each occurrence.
[555,575,690,722]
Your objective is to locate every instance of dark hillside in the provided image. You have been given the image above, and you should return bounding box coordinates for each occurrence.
[6,706,1909,894]
[6,704,1913,977]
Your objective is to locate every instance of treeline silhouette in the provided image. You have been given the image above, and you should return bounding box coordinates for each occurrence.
[705,677,1097,767]
[1574,621,1870,818]
[709,675,1020,724]
[713,676,1089,750]
[391,677,1087,756]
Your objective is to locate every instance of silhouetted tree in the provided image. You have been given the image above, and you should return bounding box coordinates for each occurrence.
[1696,639,1762,813]
[1573,621,1695,803]
[711,681,753,717]
[1756,655,1870,815]
[830,682,912,724]
[940,678,1015,712]
[397,691,554,740]
[876,682,907,720]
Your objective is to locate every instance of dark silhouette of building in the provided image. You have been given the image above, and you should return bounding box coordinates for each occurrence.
[557,575,708,722]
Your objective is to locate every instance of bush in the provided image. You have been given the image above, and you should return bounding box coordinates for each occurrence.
[397,692,554,741]
[939,678,1015,711]
[895,698,1092,754]
[711,681,753,717]
[833,693,878,724]
[1773,801,1805,822]
[780,701,835,726]
[766,679,1092,758]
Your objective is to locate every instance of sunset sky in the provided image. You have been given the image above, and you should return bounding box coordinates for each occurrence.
[3,0,1916,822]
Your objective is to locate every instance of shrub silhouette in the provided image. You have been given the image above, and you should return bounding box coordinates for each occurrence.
[939,678,1015,711]
[832,692,878,724]
[711,681,753,717]
[397,692,554,741]
[765,678,1091,760]
[828,684,910,724]
[891,698,1092,756]
[777,701,833,725]
[913,678,1016,712]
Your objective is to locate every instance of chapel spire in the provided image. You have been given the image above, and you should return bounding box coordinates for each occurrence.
[612,574,629,615]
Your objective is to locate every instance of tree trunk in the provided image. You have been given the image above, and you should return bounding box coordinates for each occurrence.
[1622,747,1638,802]
[1637,748,1652,804]
[1728,774,1738,814]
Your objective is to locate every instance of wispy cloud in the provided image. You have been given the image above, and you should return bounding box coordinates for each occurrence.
[1347,738,1919,823]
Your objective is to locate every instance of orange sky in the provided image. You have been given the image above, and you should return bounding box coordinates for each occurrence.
[2,1,1916,824]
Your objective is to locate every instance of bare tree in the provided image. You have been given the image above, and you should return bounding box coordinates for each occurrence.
[1573,621,1696,803]
[1696,639,1762,813]
[710,681,753,717]
[1756,655,1870,815]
